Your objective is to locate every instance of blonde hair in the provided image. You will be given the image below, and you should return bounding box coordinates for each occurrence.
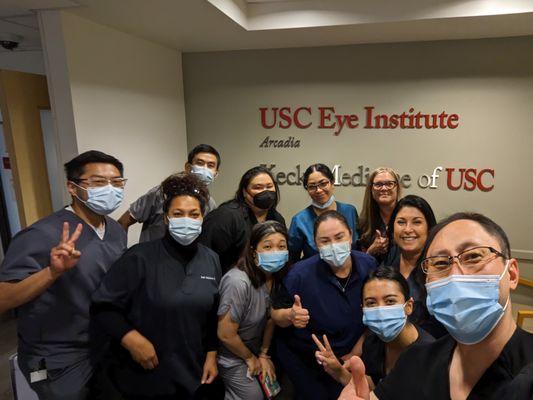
[357,167,401,247]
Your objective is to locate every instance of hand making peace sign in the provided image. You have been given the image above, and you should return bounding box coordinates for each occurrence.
[49,222,83,277]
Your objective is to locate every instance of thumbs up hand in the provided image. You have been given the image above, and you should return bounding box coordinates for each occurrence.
[290,294,310,328]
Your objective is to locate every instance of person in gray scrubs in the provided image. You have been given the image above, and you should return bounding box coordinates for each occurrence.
[118,144,220,242]
[0,150,127,400]
[217,221,290,400]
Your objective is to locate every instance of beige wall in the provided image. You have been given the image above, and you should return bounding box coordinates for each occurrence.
[59,12,188,244]
[183,36,533,278]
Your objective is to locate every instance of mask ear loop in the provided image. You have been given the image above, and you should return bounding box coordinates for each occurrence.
[499,259,512,312]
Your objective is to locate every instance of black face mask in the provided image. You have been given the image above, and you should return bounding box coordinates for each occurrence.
[252,190,277,210]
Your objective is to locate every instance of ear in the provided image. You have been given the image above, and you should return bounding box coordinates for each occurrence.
[184,162,192,173]
[404,297,415,317]
[507,258,519,291]
[66,181,78,197]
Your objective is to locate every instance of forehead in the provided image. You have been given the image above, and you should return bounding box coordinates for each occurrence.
[249,173,273,186]
[396,206,425,220]
[259,232,286,244]
[168,195,201,210]
[81,162,121,177]
[373,171,394,182]
[363,279,404,298]
[427,219,500,255]
[307,171,329,183]
[192,152,218,165]
[317,218,348,235]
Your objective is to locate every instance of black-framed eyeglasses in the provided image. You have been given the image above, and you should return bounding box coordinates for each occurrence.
[421,246,506,277]
[372,181,397,190]
[73,178,128,188]
[306,180,331,192]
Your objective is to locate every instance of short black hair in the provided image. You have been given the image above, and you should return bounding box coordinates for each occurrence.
[161,172,210,215]
[303,163,334,188]
[423,212,511,259]
[188,144,221,169]
[362,265,411,303]
[313,210,351,239]
[64,150,124,181]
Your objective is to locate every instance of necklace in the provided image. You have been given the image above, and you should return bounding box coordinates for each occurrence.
[336,269,352,292]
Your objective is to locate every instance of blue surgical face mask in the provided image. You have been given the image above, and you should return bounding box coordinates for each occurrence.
[425,261,510,345]
[363,303,407,343]
[257,250,289,273]
[191,165,215,185]
[319,241,351,268]
[73,183,124,215]
[168,217,202,245]
[312,195,335,210]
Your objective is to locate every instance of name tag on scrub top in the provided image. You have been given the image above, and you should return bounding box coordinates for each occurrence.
[30,369,47,383]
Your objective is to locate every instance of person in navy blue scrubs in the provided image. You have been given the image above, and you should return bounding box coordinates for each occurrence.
[271,210,377,400]
[288,164,359,262]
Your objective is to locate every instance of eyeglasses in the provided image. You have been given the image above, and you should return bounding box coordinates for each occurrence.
[74,178,128,188]
[306,180,330,192]
[421,246,506,277]
[372,181,397,190]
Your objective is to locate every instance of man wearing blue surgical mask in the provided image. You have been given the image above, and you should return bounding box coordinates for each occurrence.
[118,144,220,242]
[0,150,127,399]
[337,212,533,400]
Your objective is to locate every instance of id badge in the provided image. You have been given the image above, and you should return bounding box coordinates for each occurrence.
[30,369,47,383]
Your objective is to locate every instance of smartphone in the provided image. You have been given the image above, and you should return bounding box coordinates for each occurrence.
[258,373,281,399]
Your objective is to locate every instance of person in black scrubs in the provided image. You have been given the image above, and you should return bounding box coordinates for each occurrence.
[384,195,446,338]
[271,210,377,400]
[91,173,221,400]
[338,213,533,400]
[200,165,285,274]
[312,265,433,390]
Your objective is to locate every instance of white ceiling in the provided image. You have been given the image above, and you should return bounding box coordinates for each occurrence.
[1,0,533,53]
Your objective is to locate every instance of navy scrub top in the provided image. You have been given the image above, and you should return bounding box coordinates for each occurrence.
[0,208,126,369]
[277,251,377,357]
[288,202,359,262]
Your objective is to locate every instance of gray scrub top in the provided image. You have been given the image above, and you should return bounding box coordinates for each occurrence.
[217,268,271,368]
[0,208,127,369]
[129,184,216,243]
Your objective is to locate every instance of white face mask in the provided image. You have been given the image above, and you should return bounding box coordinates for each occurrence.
[319,241,351,268]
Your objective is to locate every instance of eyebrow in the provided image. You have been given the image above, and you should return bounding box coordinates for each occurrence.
[431,240,482,256]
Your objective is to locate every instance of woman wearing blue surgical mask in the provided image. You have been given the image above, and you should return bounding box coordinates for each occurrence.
[270,210,377,400]
[288,163,359,262]
[92,173,222,400]
[217,221,290,400]
[312,266,434,391]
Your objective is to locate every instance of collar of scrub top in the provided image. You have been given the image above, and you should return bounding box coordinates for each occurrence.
[317,252,359,294]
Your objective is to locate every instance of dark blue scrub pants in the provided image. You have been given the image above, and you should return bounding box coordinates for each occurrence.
[276,338,344,400]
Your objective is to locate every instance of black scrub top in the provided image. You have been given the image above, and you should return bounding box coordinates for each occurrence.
[0,208,126,369]
[199,200,286,274]
[361,324,434,386]
[91,233,221,398]
[374,327,533,400]
[382,250,447,339]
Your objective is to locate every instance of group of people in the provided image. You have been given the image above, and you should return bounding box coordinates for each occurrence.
[0,144,531,400]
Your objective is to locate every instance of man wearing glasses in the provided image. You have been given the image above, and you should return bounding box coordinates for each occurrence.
[0,150,127,399]
[338,212,533,400]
